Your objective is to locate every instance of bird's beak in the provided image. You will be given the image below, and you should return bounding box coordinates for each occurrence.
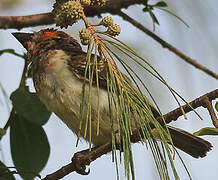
[12,32,34,50]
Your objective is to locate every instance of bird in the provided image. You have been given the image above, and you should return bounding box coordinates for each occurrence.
[12,28,212,158]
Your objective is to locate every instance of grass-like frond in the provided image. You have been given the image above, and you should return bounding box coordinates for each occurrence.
[99,33,201,119]
[78,33,194,179]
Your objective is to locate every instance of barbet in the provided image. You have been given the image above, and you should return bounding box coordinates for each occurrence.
[12,29,212,158]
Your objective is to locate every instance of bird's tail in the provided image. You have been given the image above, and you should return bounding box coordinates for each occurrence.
[168,126,212,158]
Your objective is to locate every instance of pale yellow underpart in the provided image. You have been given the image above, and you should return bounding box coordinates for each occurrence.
[37,50,115,146]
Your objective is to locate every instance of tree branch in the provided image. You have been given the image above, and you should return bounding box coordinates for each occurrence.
[1,1,217,179]
[42,89,218,180]
[43,143,112,180]
[0,13,54,30]
[117,11,218,80]
[155,89,218,126]
[0,1,217,79]
[0,0,144,29]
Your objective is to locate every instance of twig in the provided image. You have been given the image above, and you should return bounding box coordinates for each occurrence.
[156,89,218,126]
[117,11,218,80]
[1,2,217,79]
[0,0,144,29]
[203,97,218,128]
[42,143,112,180]
[42,89,218,180]
[2,55,27,132]
[0,13,54,30]
[0,49,24,58]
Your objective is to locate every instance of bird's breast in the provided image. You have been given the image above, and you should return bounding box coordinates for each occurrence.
[32,49,112,145]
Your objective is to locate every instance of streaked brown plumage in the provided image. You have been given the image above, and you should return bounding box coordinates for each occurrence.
[12,28,212,158]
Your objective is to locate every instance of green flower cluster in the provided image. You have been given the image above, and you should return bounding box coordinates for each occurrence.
[53,0,107,28]
[53,0,84,28]
[91,0,106,6]
[79,28,92,45]
[100,16,121,36]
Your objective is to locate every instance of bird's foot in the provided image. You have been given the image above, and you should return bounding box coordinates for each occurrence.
[71,143,112,175]
[71,149,91,175]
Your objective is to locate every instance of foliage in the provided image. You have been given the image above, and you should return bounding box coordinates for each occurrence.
[0,161,16,180]
[194,127,218,136]
[10,113,50,180]
[0,0,217,180]
[10,85,51,126]
[143,1,189,31]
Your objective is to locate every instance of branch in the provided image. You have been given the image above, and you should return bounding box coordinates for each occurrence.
[0,13,54,30]
[43,143,112,180]
[117,11,218,80]
[0,0,144,29]
[155,89,218,127]
[0,1,217,79]
[42,89,218,180]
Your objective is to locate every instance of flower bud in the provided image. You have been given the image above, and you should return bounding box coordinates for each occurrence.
[100,16,113,27]
[80,0,91,6]
[106,24,121,36]
[79,28,92,45]
[91,0,106,6]
[53,0,84,28]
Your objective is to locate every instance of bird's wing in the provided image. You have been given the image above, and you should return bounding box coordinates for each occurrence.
[68,52,109,90]
[68,52,160,117]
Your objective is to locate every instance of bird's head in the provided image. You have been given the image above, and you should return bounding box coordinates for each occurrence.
[12,28,82,54]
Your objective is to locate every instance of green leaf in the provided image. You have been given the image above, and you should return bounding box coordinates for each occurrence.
[142,7,148,12]
[0,161,16,180]
[156,7,190,28]
[154,1,168,7]
[193,127,218,136]
[10,114,50,180]
[142,5,160,30]
[0,128,6,139]
[215,101,218,112]
[149,11,160,25]
[10,85,51,126]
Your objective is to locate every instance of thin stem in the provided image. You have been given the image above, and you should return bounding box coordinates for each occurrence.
[2,55,27,132]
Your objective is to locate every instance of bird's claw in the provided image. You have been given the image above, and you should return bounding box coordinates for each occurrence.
[73,163,90,175]
[72,152,91,175]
